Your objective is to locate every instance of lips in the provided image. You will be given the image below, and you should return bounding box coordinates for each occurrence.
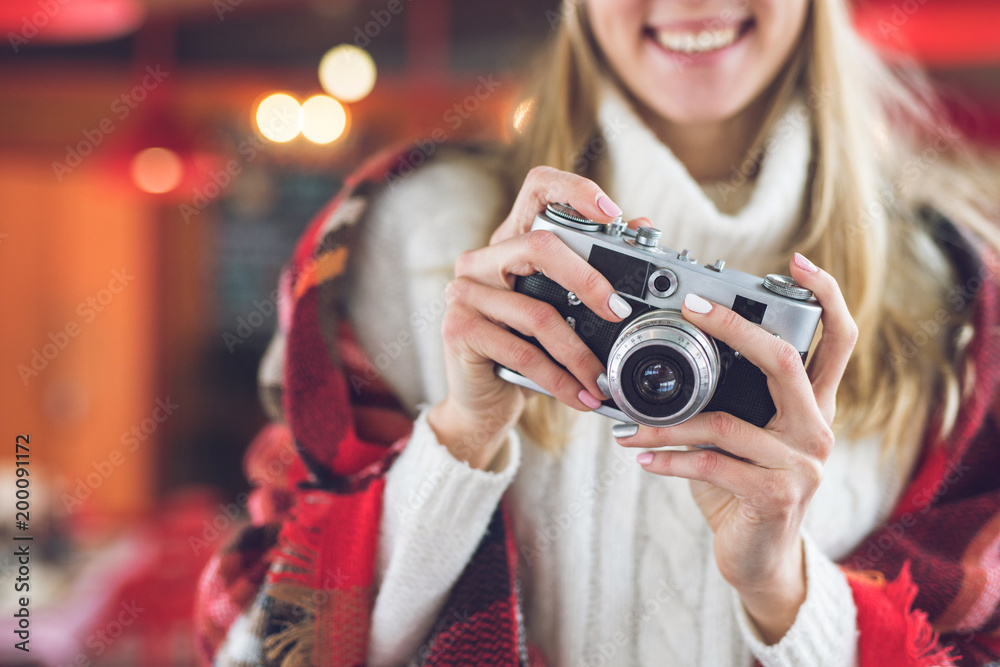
[647,18,754,55]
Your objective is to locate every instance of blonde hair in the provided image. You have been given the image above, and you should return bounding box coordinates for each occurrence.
[508,0,1000,455]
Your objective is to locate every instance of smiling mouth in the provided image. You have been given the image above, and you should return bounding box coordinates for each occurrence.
[647,19,755,55]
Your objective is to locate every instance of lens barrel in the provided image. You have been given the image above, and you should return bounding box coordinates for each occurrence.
[606,310,720,427]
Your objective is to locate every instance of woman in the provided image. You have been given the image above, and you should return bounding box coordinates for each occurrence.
[196,0,1000,665]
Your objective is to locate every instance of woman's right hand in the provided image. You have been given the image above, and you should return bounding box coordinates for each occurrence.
[427,166,643,469]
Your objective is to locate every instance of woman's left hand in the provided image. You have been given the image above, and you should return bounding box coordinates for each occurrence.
[615,253,858,644]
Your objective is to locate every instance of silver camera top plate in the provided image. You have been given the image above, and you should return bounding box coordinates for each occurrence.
[538,204,822,354]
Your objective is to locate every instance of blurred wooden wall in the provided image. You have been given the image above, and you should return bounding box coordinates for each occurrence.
[0,156,157,520]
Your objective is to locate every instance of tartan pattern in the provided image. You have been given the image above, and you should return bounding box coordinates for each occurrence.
[840,217,1000,667]
[195,148,1000,667]
[195,146,530,667]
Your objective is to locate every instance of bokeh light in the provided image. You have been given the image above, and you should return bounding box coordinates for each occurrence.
[256,93,302,142]
[300,95,348,144]
[318,45,377,103]
[513,98,535,134]
[130,147,183,194]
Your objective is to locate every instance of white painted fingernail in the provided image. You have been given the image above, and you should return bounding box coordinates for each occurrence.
[612,422,638,439]
[609,293,632,319]
[596,372,611,399]
[684,293,713,314]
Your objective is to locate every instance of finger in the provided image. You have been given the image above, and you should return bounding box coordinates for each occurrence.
[447,277,607,400]
[449,304,599,412]
[628,216,654,230]
[635,447,762,497]
[788,253,858,422]
[614,411,784,468]
[490,166,622,244]
[455,230,633,322]
[680,293,819,421]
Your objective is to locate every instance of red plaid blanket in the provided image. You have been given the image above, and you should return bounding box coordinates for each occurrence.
[195,148,1000,667]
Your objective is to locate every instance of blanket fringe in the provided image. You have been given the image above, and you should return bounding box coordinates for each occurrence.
[262,584,318,667]
[886,562,960,667]
[260,497,333,667]
[267,495,329,588]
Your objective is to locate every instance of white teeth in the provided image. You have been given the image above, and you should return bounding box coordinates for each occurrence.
[654,26,739,54]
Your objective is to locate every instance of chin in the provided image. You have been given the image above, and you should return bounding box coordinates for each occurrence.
[636,87,750,128]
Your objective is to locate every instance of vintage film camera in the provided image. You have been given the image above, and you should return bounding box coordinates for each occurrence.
[497,203,822,427]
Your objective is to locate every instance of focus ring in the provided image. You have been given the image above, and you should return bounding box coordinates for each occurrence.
[606,310,720,427]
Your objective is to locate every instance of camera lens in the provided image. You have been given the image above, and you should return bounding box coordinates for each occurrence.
[635,358,682,403]
[606,310,720,427]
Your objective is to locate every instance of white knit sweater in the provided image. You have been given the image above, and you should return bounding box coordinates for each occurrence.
[346,87,911,667]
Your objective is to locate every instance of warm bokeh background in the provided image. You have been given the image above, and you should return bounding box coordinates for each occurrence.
[0,0,997,664]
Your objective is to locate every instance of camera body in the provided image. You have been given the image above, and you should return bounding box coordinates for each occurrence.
[497,204,823,427]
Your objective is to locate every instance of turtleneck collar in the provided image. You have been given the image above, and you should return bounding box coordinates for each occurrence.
[597,83,812,278]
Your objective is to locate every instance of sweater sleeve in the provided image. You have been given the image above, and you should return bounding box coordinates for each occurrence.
[352,151,518,665]
[366,410,522,666]
[734,533,859,667]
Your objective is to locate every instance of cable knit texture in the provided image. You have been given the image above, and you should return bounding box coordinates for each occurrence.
[599,83,809,277]
[351,87,911,666]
